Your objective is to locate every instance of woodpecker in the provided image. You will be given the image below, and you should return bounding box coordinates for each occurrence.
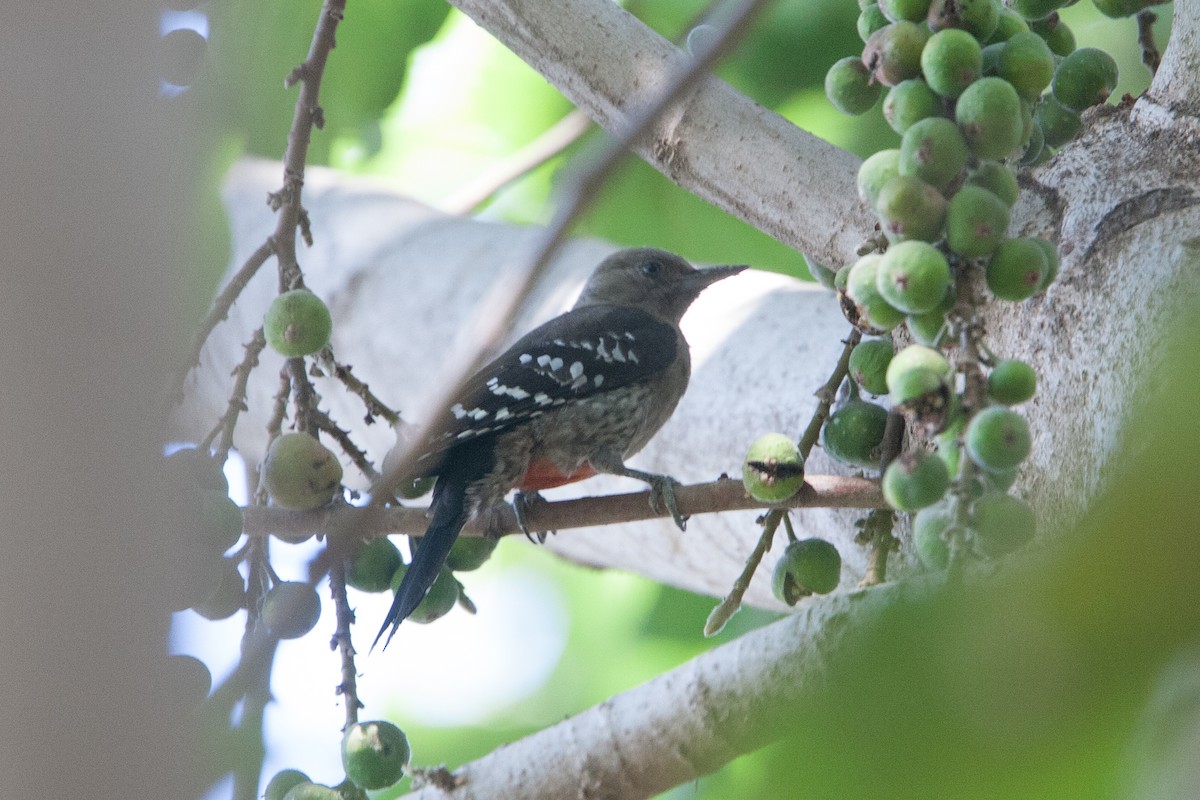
[375,248,745,648]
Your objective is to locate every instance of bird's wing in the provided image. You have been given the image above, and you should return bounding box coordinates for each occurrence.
[416,304,678,468]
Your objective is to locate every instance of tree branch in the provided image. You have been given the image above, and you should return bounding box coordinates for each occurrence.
[243,474,885,541]
[397,583,895,800]
[444,0,873,268]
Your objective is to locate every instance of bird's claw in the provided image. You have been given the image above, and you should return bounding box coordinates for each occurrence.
[513,491,553,544]
[648,475,687,531]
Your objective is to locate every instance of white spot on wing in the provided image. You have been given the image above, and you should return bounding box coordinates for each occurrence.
[537,354,552,368]
[612,343,626,363]
[495,407,511,421]
[533,392,552,406]
[627,350,639,364]
[569,361,584,379]
[594,374,604,388]
[549,357,564,372]
[451,403,468,420]
[519,354,532,364]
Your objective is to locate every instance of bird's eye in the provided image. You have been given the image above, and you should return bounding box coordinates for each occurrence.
[640,259,662,277]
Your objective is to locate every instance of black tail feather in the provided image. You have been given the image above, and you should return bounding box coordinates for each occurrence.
[373,472,469,651]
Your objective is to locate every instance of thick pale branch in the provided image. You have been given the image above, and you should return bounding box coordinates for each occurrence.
[1143,0,1199,118]
[242,475,885,541]
[445,0,872,267]
[396,584,893,800]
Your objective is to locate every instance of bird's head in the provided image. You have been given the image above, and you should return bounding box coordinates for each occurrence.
[573,247,746,323]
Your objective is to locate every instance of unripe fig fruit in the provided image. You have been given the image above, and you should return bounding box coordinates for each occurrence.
[446,536,499,571]
[159,27,207,88]
[822,400,889,468]
[390,564,459,624]
[1005,0,1066,19]
[198,489,244,554]
[1030,236,1059,289]
[193,558,245,621]
[806,257,839,291]
[927,0,1000,39]
[879,0,932,22]
[342,720,410,790]
[263,432,343,511]
[965,161,1019,207]
[906,306,949,347]
[1020,119,1048,165]
[970,492,1036,555]
[946,185,1011,258]
[985,8,1029,43]
[921,28,983,99]
[849,339,895,396]
[887,343,953,386]
[987,237,1049,300]
[857,149,902,206]
[882,451,951,510]
[826,57,882,115]
[874,175,948,243]
[1092,0,1156,18]
[264,289,333,358]
[1035,95,1081,147]
[163,654,212,711]
[899,117,970,191]
[845,254,907,331]
[883,79,939,134]
[262,581,322,639]
[165,447,228,493]
[876,240,953,314]
[1029,14,1075,56]
[998,31,1055,101]
[282,784,341,800]
[987,359,1037,404]
[1052,47,1119,111]
[956,76,1025,159]
[743,433,806,502]
[863,21,929,86]
[347,537,403,593]
[773,538,842,604]
[888,366,948,406]
[913,503,953,569]
[858,4,891,42]
[966,406,1031,471]
[265,770,311,800]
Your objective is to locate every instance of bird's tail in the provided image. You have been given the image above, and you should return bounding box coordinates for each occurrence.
[373,471,469,651]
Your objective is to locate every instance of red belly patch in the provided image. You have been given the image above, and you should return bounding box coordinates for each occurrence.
[519,460,598,491]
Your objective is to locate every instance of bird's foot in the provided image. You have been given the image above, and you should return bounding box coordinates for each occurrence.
[512,491,553,544]
[633,472,686,531]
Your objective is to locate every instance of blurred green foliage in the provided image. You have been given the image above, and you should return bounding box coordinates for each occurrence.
[181,1,1182,797]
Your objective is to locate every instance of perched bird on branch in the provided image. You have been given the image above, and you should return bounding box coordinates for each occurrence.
[375,248,745,648]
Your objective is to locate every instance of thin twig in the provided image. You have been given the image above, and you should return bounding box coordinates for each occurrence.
[1137,10,1161,74]
[202,328,269,462]
[326,356,400,426]
[231,537,274,800]
[442,110,594,215]
[287,357,321,433]
[328,554,363,728]
[798,328,862,460]
[313,408,380,481]
[704,511,783,636]
[858,508,897,586]
[170,241,274,404]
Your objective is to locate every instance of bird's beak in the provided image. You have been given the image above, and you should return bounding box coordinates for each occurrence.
[687,263,748,293]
